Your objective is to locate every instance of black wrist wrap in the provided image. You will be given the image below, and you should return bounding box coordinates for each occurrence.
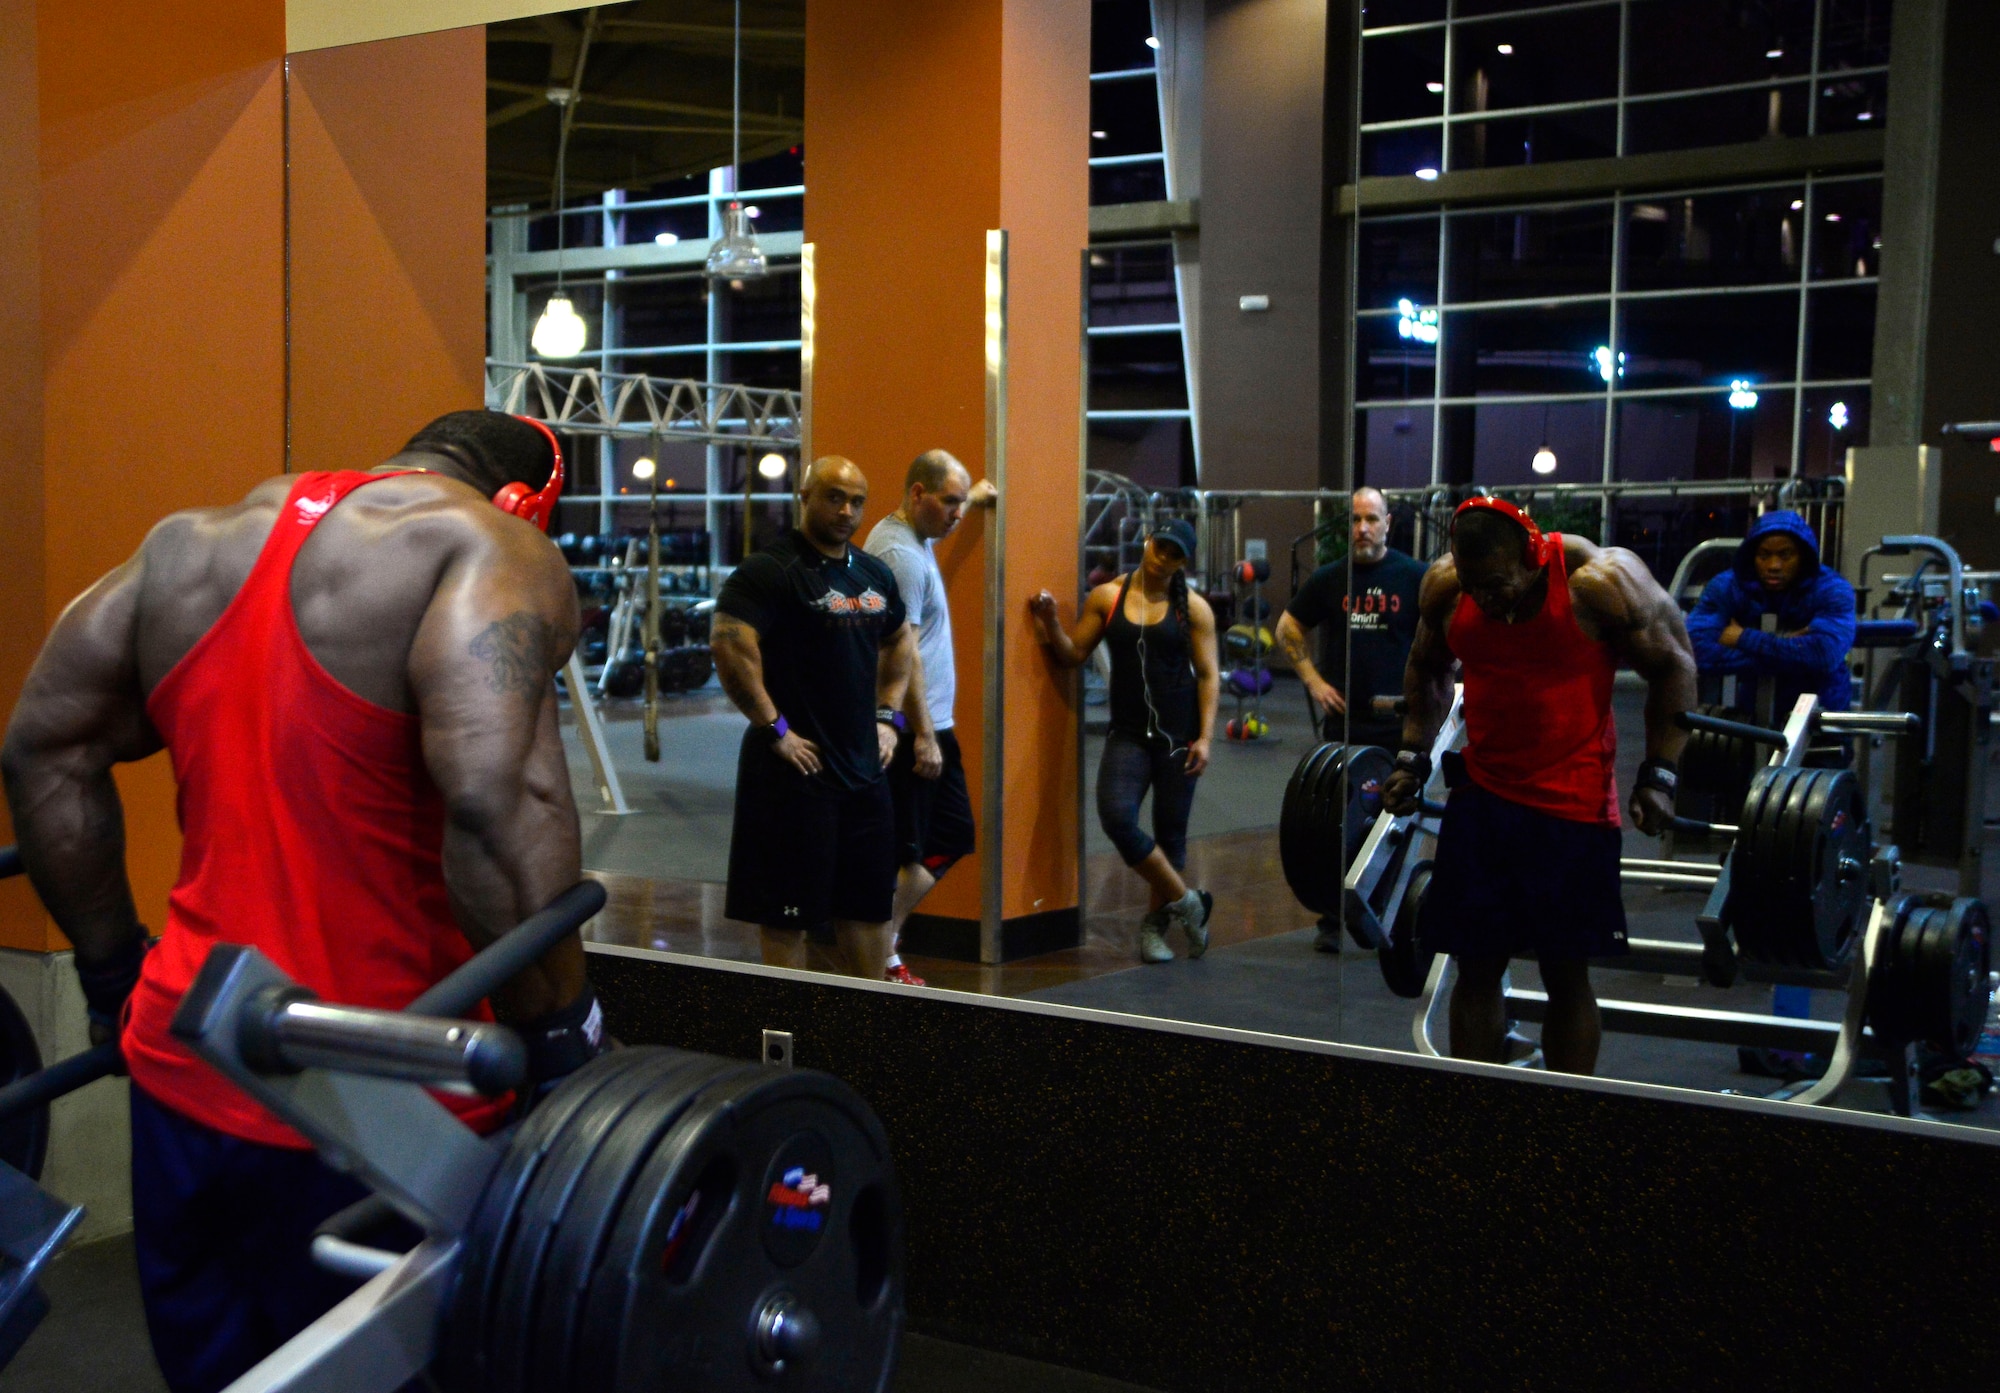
[520,984,608,1084]
[75,932,150,1030]
[1393,747,1433,785]
[1636,757,1680,798]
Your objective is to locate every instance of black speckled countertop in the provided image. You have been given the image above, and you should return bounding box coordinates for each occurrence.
[589,945,2000,1392]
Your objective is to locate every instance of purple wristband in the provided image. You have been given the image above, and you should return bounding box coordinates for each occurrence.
[757,715,788,742]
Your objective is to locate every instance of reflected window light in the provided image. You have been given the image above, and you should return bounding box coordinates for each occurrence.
[1729,380,1760,410]
[654,232,679,247]
[1396,298,1439,344]
[1415,167,1440,181]
[1829,401,1850,431]
[1592,346,1626,382]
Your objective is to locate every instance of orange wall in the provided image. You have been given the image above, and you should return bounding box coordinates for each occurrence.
[287,27,488,475]
[0,8,488,951]
[806,0,1088,927]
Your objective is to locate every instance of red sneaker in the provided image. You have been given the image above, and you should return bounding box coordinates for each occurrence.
[884,962,927,987]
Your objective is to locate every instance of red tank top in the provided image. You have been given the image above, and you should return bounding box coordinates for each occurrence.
[124,471,512,1148]
[1448,536,1621,825]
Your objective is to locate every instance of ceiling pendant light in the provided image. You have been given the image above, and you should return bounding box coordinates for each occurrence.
[1531,400,1557,475]
[533,86,588,358]
[707,0,767,283]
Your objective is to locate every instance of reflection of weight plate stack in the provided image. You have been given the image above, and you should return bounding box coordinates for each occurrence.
[1676,702,1764,849]
[1377,861,1435,999]
[1724,765,1871,968]
[1279,744,1392,916]
[601,645,714,701]
[1865,894,1993,1057]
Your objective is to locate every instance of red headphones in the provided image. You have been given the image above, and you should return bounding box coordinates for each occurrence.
[492,416,566,532]
[1452,496,1553,565]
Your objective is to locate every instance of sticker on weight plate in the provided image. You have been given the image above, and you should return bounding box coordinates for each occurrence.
[761,1132,835,1267]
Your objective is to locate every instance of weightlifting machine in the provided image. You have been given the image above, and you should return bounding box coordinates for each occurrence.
[1282,679,1993,1117]
[0,850,903,1392]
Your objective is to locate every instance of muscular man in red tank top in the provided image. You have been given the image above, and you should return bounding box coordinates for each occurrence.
[2,411,597,1392]
[1381,500,1696,1077]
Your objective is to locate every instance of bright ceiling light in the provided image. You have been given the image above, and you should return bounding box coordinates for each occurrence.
[531,293,588,358]
[1856,111,1873,121]
[757,452,789,480]
[1825,212,1842,222]
[1145,35,1160,49]
[1766,47,1784,58]
[707,200,768,281]
[1427,81,1445,93]
[1532,445,1558,476]
[633,456,656,480]
[1092,130,1108,139]
[742,205,760,219]
[1829,401,1849,431]
[1415,167,1440,181]
[1496,43,1514,54]
[1791,199,1804,210]
[1729,380,1759,410]
[654,231,680,246]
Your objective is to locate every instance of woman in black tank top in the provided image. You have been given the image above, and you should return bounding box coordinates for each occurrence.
[1029,522,1220,965]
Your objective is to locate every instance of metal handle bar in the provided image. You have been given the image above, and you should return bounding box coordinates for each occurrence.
[1675,710,1790,747]
[406,879,607,1018]
[239,991,526,1096]
[1817,711,1921,735]
[1669,817,1738,839]
[0,1043,123,1125]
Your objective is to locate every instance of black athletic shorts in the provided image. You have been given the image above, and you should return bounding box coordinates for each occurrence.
[1417,777,1628,962]
[725,732,897,929]
[888,728,977,871]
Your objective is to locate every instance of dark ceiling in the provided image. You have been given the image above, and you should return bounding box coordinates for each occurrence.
[487,0,805,209]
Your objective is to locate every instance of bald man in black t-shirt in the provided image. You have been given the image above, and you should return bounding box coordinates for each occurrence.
[711,456,916,979]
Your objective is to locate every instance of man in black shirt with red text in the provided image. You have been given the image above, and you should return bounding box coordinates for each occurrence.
[711,456,917,979]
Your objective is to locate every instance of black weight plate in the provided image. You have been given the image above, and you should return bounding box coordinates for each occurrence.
[1279,744,1339,911]
[443,1048,659,1391]
[531,1050,744,1393]
[1377,862,1435,999]
[485,1051,691,1393]
[1731,766,1798,964]
[1914,906,1952,1049]
[1335,747,1393,871]
[1813,772,1869,966]
[1767,767,1819,966]
[1305,747,1362,913]
[1865,893,1918,1043]
[1946,899,1994,1059]
[577,1064,904,1393]
[0,979,46,1181]
[1791,770,1836,966]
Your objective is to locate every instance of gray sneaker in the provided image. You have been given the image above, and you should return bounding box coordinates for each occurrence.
[1169,889,1213,959]
[1138,909,1174,964]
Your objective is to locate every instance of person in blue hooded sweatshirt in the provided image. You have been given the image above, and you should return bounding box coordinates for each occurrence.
[1686,510,1855,718]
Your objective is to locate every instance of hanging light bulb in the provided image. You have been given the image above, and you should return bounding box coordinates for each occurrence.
[532,293,588,358]
[633,456,657,480]
[707,0,768,284]
[757,452,788,480]
[1532,444,1558,475]
[707,201,768,281]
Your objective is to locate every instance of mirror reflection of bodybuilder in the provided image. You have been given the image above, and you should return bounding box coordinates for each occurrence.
[2,411,597,1393]
[862,450,996,986]
[1381,500,1696,1076]
[711,456,917,980]
[1277,488,1426,748]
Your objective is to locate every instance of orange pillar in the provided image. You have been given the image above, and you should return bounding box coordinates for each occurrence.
[806,0,1089,959]
[0,8,488,952]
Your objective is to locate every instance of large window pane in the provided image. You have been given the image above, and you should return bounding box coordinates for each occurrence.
[716,346,803,391]
[1817,71,1888,133]
[1361,125,1443,178]
[1799,387,1870,478]
[1462,398,1606,487]
[1445,203,1613,302]
[1092,1,1158,71]
[1358,216,1442,309]
[1805,284,1878,380]
[1363,29,1446,125]
[1441,301,1611,396]
[1090,160,1167,205]
[1615,389,1794,481]
[1618,290,1801,389]
[1360,0,1446,28]
[1090,244,1179,327]
[1623,83,1809,156]
[1091,75,1164,157]
[1448,106,1617,170]
[1822,0,1894,71]
[719,269,804,344]
[1626,0,1814,95]
[1090,333,1188,412]
[614,274,706,350]
[1357,406,1436,491]
[1811,179,1884,280]
[1621,186,1804,291]
[1357,314,1437,401]
[1450,9,1620,113]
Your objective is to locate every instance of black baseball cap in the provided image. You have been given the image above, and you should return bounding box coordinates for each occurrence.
[1149,517,1197,561]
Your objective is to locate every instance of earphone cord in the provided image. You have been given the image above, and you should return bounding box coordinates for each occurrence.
[1131,574,1188,762]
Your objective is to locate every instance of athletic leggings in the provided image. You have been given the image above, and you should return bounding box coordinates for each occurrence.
[1096,727,1199,869]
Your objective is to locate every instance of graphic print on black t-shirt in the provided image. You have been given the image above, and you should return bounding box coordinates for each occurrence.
[717,530,906,789]
[1283,550,1426,731]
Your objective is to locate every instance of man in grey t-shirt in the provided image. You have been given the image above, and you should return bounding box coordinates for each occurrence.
[862,449,994,985]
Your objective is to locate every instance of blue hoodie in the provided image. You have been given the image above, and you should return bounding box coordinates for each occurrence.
[1686,511,1855,714]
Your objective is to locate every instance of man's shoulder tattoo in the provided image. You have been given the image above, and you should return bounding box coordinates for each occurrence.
[468,612,556,699]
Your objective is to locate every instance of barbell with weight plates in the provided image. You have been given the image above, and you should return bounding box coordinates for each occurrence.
[1278,743,1393,916]
[1724,764,1871,969]
[1676,703,1766,843]
[1376,861,1435,999]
